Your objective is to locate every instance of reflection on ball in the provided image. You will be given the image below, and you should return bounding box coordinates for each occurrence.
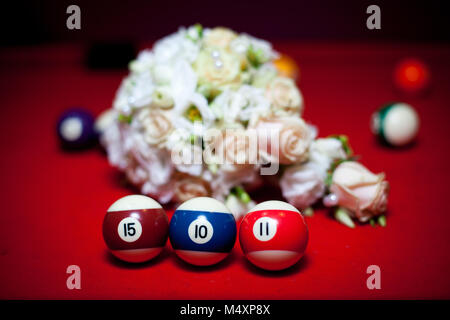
[239,200,309,271]
[102,195,169,263]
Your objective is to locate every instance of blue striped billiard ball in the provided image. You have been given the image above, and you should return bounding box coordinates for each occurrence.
[169,197,237,266]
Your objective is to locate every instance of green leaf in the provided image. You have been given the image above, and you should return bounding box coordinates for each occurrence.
[335,207,355,228]
[247,45,266,68]
[329,134,353,157]
[378,215,387,227]
[369,219,376,227]
[303,207,314,217]
[231,186,251,204]
[118,114,132,124]
[186,23,203,42]
[194,23,203,37]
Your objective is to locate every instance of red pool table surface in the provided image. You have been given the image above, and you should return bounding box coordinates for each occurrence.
[0,42,449,299]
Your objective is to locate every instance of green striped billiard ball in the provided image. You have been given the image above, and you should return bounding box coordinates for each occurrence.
[371,102,419,146]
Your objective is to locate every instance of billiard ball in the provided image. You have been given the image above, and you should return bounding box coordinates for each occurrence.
[371,102,420,146]
[57,108,96,148]
[102,195,169,263]
[273,54,299,79]
[169,197,236,266]
[394,58,430,93]
[239,200,309,271]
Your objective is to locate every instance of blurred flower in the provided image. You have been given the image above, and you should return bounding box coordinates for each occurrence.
[280,162,326,209]
[174,174,211,202]
[253,116,312,164]
[203,27,237,48]
[266,76,303,115]
[280,138,347,208]
[136,108,173,146]
[330,161,389,222]
[194,47,242,90]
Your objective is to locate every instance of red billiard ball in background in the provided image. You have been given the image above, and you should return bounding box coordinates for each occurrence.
[102,195,169,263]
[239,200,309,271]
[394,58,430,94]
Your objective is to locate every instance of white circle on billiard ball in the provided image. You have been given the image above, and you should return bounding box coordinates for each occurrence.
[248,200,301,214]
[61,117,83,141]
[253,217,278,241]
[383,103,419,146]
[117,217,142,242]
[107,195,162,212]
[188,216,214,244]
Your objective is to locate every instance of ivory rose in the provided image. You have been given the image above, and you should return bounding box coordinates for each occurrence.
[204,27,237,48]
[330,161,389,222]
[193,48,242,90]
[253,117,311,164]
[215,129,257,167]
[136,108,173,146]
[174,174,211,202]
[266,76,303,115]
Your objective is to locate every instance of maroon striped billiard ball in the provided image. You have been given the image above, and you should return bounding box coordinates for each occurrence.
[102,195,169,263]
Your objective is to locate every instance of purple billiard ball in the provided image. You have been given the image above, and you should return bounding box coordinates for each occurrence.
[57,108,97,149]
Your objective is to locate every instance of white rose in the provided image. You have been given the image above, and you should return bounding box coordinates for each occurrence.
[151,86,174,109]
[251,64,277,88]
[211,85,271,124]
[153,30,200,64]
[230,34,277,62]
[266,76,303,115]
[309,138,347,173]
[129,50,154,74]
[280,162,326,209]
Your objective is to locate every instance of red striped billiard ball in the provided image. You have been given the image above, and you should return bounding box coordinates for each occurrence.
[239,200,309,271]
[102,195,169,263]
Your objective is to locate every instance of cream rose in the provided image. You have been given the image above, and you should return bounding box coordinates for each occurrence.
[215,129,257,167]
[137,108,173,146]
[174,174,211,202]
[253,117,311,164]
[193,48,242,90]
[265,76,303,115]
[204,27,237,48]
[330,161,389,222]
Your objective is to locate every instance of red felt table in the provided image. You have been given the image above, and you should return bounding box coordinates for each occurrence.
[0,42,449,299]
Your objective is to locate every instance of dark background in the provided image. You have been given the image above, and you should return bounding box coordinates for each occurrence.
[1,0,448,46]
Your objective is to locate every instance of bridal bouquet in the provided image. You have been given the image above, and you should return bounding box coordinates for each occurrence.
[100,25,389,227]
